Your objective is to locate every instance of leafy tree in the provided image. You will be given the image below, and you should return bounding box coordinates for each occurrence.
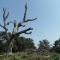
[0,40,3,54]
[0,38,7,54]
[12,37,36,52]
[0,4,37,56]
[0,32,10,54]
[38,39,50,52]
[51,38,60,53]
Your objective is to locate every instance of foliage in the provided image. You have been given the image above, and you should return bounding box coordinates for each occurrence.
[51,38,60,53]
[0,36,36,54]
[0,40,4,54]
[0,40,7,54]
[0,52,23,60]
[1,52,60,60]
[13,36,36,52]
[0,52,49,60]
[38,39,50,52]
[49,53,60,60]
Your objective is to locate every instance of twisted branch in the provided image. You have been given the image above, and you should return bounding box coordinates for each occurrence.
[16,27,33,35]
[0,24,8,31]
[3,7,9,21]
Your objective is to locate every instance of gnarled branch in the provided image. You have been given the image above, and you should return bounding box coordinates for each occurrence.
[0,24,8,31]
[6,21,14,25]
[3,7,9,21]
[25,32,32,34]
[16,3,37,29]
[24,18,37,22]
[23,3,27,22]
[16,27,33,35]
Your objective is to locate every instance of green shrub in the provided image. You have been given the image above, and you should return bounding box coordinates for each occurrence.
[49,53,60,60]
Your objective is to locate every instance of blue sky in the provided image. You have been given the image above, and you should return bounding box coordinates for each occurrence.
[0,0,60,47]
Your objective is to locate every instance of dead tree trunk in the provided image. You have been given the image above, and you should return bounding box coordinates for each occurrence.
[0,3,37,56]
[6,39,14,56]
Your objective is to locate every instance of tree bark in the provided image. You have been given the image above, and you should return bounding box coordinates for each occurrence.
[6,39,14,56]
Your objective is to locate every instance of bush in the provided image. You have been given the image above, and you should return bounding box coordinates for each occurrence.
[49,53,60,60]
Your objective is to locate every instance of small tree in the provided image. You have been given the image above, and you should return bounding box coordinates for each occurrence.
[38,39,50,52]
[51,38,60,53]
[0,4,37,56]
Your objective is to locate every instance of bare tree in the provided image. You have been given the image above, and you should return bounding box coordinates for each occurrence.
[0,3,37,56]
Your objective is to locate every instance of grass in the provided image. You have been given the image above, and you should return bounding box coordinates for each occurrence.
[0,52,60,60]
